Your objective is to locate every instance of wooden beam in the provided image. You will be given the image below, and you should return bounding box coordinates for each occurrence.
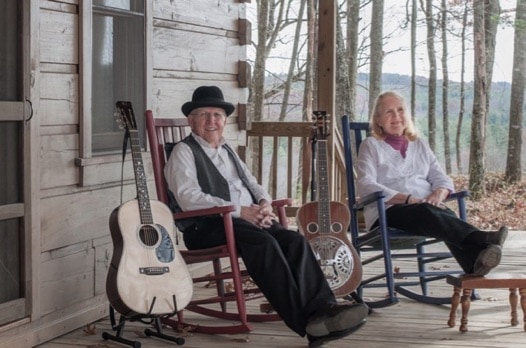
[238,18,251,45]
[316,0,336,116]
[237,103,248,130]
[317,0,337,199]
[238,60,251,88]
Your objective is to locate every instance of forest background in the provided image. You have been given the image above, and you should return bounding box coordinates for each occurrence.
[246,0,525,230]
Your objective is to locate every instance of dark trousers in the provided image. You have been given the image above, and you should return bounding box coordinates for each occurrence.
[183,218,336,336]
[381,203,483,273]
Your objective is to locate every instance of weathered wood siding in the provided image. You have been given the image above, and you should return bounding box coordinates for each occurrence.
[0,0,249,346]
[150,0,248,144]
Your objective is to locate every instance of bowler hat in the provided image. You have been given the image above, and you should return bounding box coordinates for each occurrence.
[181,86,235,117]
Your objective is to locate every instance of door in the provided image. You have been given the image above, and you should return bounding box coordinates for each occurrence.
[0,0,30,325]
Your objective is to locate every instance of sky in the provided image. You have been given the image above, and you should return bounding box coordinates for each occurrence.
[248,0,518,83]
[380,0,517,83]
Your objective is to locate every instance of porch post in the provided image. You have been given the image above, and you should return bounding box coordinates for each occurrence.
[316,0,337,199]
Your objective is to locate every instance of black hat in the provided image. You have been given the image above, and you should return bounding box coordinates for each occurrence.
[181,86,235,117]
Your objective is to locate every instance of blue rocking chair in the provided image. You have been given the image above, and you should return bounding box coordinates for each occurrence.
[341,115,472,308]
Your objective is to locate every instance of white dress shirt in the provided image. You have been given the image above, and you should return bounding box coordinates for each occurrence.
[356,136,454,230]
[164,133,272,217]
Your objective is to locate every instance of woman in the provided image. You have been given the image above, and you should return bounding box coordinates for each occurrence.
[356,90,507,276]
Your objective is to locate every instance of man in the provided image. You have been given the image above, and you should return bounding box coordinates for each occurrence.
[164,85,368,347]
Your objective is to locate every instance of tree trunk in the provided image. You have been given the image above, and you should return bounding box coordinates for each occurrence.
[347,0,361,121]
[368,0,384,113]
[279,0,306,122]
[299,0,316,203]
[303,0,316,122]
[456,0,469,174]
[440,0,451,174]
[410,0,417,120]
[505,0,525,183]
[336,9,350,121]
[469,0,487,199]
[484,0,501,117]
[251,0,270,123]
[422,0,437,152]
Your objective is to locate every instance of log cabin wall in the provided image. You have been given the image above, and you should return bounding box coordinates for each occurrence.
[0,0,250,346]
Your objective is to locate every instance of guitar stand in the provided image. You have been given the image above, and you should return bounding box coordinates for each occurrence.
[101,305,185,347]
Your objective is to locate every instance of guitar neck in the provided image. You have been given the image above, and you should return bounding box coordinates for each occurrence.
[128,129,153,225]
[316,139,331,233]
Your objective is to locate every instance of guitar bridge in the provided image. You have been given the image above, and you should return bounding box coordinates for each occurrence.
[139,267,170,275]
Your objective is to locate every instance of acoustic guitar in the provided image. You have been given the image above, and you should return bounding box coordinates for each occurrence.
[296,111,362,297]
[106,101,193,317]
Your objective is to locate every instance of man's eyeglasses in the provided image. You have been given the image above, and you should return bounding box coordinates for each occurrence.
[190,111,226,120]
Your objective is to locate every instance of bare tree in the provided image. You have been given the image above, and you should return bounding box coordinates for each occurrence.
[410,0,417,119]
[251,0,291,122]
[249,0,285,177]
[420,0,437,152]
[484,0,501,119]
[279,0,306,122]
[346,0,361,120]
[505,0,525,183]
[336,4,351,120]
[251,0,271,123]
[455,0,470,174]
[440,0,451,174]
[368,0,384,111]
[469,0,488,198]
[302,0,316,122]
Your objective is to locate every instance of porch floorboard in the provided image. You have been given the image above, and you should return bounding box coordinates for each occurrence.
[37,230,526,348]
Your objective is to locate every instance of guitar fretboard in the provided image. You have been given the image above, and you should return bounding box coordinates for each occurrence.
[317,139,331,233]
[129,129,154,225]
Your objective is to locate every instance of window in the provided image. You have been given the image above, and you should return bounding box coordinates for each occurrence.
[92,0,145,153]
[0,0,27,324]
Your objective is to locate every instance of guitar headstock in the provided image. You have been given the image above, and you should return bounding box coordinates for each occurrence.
[115,101,137,132]
[313,111,330,141]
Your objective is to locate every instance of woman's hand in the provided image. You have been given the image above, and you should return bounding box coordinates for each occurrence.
[422,188,449,208]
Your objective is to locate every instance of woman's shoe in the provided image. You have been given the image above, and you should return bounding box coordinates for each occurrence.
[487,226,508,247]
[473,244,502,276]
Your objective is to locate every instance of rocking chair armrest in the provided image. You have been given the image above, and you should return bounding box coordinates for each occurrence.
[354,191,385,210]
[271,198,292,228]
[271,198,292,207]
[354,190,470,210]
[173,205,236,220]
[446,190,470,201]
[445,190,470,221]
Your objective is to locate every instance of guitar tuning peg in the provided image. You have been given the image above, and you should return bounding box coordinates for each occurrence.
[114,111,125,129]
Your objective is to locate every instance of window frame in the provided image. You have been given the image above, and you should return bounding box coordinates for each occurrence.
[79,0,151,163]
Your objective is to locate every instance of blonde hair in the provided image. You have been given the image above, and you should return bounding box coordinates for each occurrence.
[369,91,418,141]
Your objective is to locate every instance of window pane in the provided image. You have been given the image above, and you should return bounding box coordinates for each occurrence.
[93,0,143,12]
[0,0,20,101]
[0,122,20,205]
[0,0,23,311]
[92,1,145,152]
[93,0,130,10]
[0,218,20,303]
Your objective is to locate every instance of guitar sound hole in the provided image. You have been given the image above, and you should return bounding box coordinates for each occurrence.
[139,225,160,247]
[331,222,343,233]
[307,222,319,234]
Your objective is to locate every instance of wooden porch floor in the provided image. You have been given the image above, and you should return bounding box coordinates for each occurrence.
[38,230,526,348]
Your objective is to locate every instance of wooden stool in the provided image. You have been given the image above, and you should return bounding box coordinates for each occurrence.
[446,273,526,332]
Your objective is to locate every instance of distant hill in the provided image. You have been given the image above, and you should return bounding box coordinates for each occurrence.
[264,72,522,174]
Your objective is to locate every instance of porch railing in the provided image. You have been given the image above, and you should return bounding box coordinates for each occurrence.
[239,121,348,218]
